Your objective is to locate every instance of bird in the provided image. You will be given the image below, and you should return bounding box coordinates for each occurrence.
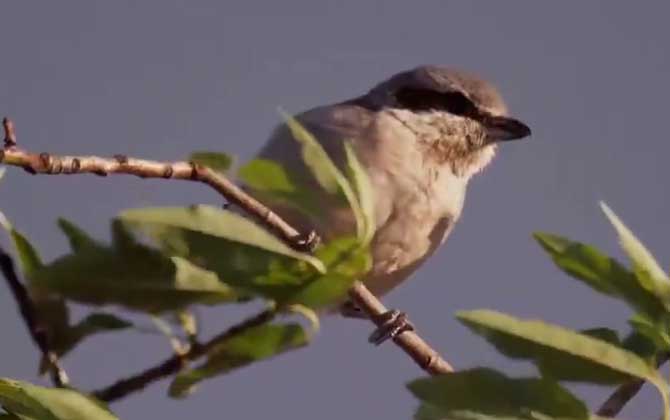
[251,65,531,342]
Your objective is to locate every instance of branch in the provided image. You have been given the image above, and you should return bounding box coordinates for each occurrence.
[0,245,69,387]
[1,117,453,394]
[596,352,670,418]
[1,119,309,252]
[93,309,275,402]
[348,282,453,374]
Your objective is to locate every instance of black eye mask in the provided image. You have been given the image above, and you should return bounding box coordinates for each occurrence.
[393,88,477,116]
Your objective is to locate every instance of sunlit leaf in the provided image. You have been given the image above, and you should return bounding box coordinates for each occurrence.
[282,237,371,309]
[534,232,666,318]
[0,378,119,420]
[457,310,656,385]
[169,323,308,398]
[408,368,588,419]
[120,205,324,273]
[280,112,366,237]
[343,142,375,244]
[600,202,670,302]
[0,212,43,276]
[238,159,321,220]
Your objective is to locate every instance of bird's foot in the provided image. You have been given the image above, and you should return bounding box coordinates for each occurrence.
[368,309,415,346]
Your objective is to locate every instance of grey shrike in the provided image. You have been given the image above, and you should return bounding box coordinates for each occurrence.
[253,65,531,341]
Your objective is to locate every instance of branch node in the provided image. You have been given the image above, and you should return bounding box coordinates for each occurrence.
[188,162,199,179]
[113,154,128,165]
[162,166,174,178]
[71,158,81,172]
[39,153,52,172]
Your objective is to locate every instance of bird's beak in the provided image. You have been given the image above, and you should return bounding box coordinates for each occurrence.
[484,115,531,142]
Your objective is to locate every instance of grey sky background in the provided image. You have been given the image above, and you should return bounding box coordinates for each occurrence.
[1,2,669,419]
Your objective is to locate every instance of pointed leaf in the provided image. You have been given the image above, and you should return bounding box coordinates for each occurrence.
[628,313,670,352]
[64,313,132,349]
[280,112,365,234]
[0,212,43,276]
[458,310,656,384]
[282,237,371,309]
[169,323,308,398]
[343,142,376,244]
[120,205,332,301]
[534,232,666,318]
[408,368,588,419]
[57,219,101,252]
[237,159,320,220]
[32,223,237,313]
[189,151,234,174]
[120,205,324,273]
[0,378,119,420]
[600,202,670,301]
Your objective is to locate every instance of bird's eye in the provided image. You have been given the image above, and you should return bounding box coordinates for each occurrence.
[394,88,475,116]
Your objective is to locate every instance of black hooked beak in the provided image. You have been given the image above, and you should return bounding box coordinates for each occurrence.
[483,115,532,142]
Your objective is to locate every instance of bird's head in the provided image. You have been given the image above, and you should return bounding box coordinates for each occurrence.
[360,65,531,176]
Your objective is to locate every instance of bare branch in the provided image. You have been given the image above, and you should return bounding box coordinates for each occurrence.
[0,245,69,387]
[1,117,453,400]
[93,309,276,402]
[0,119,309,252]
[596,352,670,418]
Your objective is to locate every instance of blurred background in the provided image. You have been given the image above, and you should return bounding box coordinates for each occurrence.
[1,1,669,418]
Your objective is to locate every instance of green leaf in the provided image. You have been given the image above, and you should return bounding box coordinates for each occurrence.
[282,237,371,309]
[189,151,234,173]
[628,313,670,352]
[37,311,133,374]
[0,378,119,420]
[457,310,656,385]
[32,221,237,313]
[57,219,101,252]
[120,205,324,273]
[533,232,666,318]
[281,111,345,195]
[600,202,670,302]
[280,112,366,238]
[120,205,331,301]
[237,159,321,220]
[169,323,308,398]
[0,212,43,276]
[59,313,133,355]
[343,142,375,244]
[408,368,589,419]
[0,214,79,368]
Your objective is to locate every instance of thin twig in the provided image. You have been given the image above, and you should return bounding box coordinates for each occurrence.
[596,352,670,418]
[93,309,276,402]
[1,117,453,398]
[0,245,69,387]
